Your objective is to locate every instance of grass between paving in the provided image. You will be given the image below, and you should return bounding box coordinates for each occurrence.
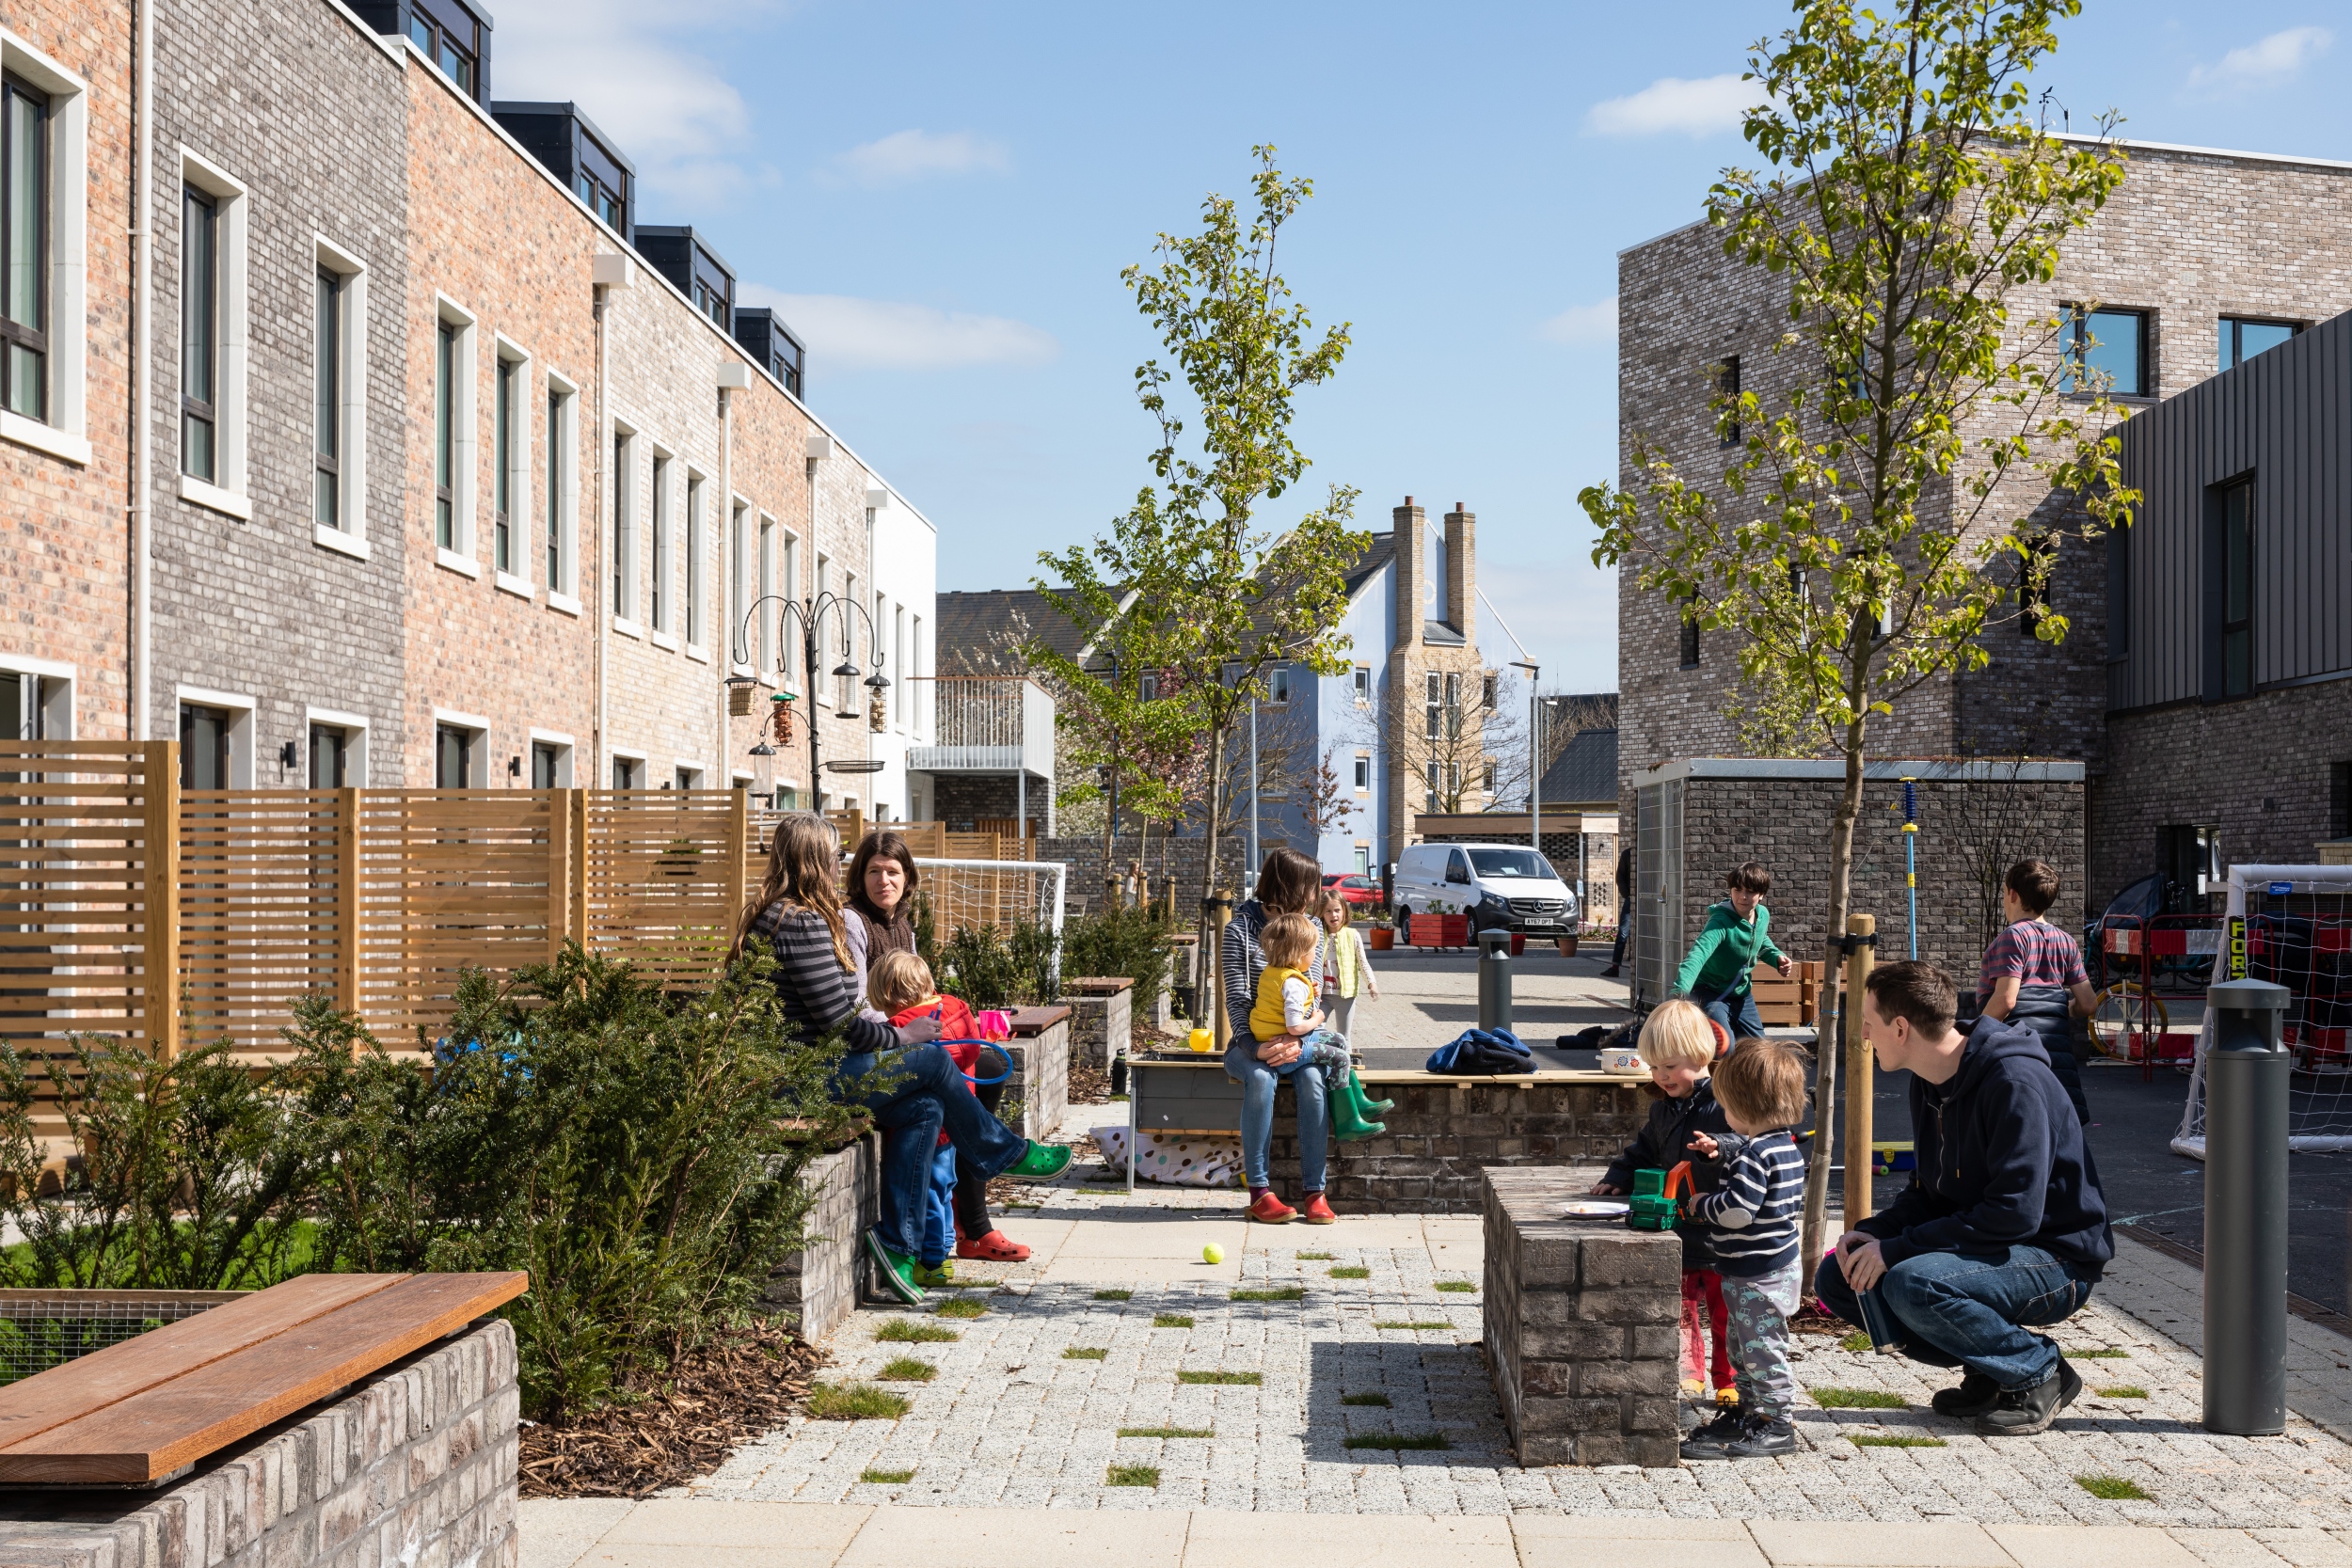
[1296,1251,1335,1260]
[859,1468,915,1484]
[1153,1313,1195,1328]
[1839,1331,1873,1354]
[1119,1426,1213,1438]
[1434,1281,1476,1292]
[1064,1347,1108,1361]
[875,1356,936,1382]
[1809,1386,1908,1409]
[2077,1474,2153,1500]
[875,1319,958,1343]
[1092,1289,1134,1301]
[1342,1392,1392,1406]
[805,1382,912,1420]
[1328,1266,1370,1279]
[2097,1386,2149,1399]
[1232,1286,1307,1302]
[2074,1347,2130,1358]
[1344,1433,1450,1450]
[933,1297,989,1319]
[1851,1434,1947,1449]
[1106,1465,1161,1487]
[1177,1370,1263,1386]
[1374,1321,1454,1330]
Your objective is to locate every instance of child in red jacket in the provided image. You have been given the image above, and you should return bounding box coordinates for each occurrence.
[870,952,1030,1279]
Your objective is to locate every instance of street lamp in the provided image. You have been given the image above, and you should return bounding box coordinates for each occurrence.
[1509,659,1540,859]
[732,588,890,810]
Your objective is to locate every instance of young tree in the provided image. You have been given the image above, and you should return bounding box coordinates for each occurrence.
[1040,146,1368,980]
[1358,667,1511,816]
[1579,0,2137,1265]
[1295,745,1357,844]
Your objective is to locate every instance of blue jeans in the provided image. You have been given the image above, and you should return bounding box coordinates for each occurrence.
[1814,1243,2097,1390]
[1692,984,1765,1042]
[922,1143,958,1265]
[1225,1037,1328,1193]
[833,1045,1028,1259]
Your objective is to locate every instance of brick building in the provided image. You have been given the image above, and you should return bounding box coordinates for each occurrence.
[1614,139,2352,924]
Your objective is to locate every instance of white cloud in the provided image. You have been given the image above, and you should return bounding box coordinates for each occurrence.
[487,0,761,204]
[1587,72,1770,138]
[826,130,1010,189]
[2187,25,2333,91]
[1539,296,1618,346]
[740,286,1058,372]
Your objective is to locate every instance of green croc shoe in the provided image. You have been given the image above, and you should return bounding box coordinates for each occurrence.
[864,1229,926,1305]
[913,1259,956,1289]
[1002,1140,1073,1180]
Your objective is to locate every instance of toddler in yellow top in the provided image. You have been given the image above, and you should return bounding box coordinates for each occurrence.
[1248,913,1355,1080]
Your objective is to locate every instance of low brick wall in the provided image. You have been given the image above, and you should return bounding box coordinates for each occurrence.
[765,1134,877,1342]
[0,1321,518,1568]
[1066,979,1133,1071]
[1265,1075,1647,1213]
[1483,1164,1681,1466]
[1005,1006,1071,1140]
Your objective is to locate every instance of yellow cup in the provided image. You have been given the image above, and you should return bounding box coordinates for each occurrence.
[1188,1026,1213,1053]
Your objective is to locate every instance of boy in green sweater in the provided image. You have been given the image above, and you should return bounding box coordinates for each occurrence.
[1676,862,1791,1041]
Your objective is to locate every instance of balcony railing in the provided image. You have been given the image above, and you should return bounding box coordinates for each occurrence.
[907,677,1055,779]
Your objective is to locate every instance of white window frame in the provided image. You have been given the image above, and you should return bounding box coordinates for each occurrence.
[728,497,750,673]
[611,417,639,632]
[1268,665,1291,704]
[176,684,256,788]
[1353,666,1370,704]
[432,296,478,575]
[911,612,926,738]
[302,705,370,787]
[671,761,706,789]
[491,334,532,598]
[683,467,708,659]
[528,727,575,786]
[431,708,490,788]
[175,148,246,518]
[893,604,908,730]
[814,552,832,705]
[647,443,675,647]
[609,745,647,789]
[0,652,73,738]
[1354,752,1371,793]
[780,529,801,688]
[312,234,369,558]
[753,509,773,674]
[544,369,579,611]
[0,32,87,466]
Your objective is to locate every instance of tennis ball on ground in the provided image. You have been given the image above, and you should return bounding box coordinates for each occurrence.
[1202,1243,1225,1264]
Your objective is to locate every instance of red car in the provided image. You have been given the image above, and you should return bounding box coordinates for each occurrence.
[1322,873,1383,909]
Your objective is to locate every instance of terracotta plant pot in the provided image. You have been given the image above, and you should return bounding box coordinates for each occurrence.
[1558,935,1579,956]
[1368,927,1394,951]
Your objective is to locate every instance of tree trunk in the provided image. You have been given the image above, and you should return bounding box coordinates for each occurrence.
[1102,767,1119,913]
[1797,700,1870,1290]
[1194,726,1231,1031]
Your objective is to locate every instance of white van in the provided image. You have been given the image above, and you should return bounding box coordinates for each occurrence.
[1391,842,1579,938]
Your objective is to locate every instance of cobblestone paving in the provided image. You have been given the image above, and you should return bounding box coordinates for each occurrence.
[694,1191,2352,1527]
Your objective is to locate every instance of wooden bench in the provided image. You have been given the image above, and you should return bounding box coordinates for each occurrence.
[0,1270,528,1485]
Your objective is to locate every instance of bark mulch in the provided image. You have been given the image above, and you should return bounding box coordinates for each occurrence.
[518,1319,829,1499]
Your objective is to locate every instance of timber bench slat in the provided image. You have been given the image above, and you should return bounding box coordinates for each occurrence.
[0,1271,528,1485]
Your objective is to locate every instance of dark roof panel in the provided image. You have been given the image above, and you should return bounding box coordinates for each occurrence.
[1538,727,1618,805]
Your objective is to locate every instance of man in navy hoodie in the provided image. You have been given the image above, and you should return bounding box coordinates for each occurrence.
[1816,960,2112,1436]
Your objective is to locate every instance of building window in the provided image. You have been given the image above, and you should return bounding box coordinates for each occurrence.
[2332,760,2352,841]
[2219,317,2297,372]
[1424,672,1439,740]
[1481,673,1498,711]
[1679,594,1701,668]
[2019,533,2053,636]
[755,516,774,670]
[1139,673,1158,702]
[180,704,231,789]
[181,184,217,481]
[1354,752,1370,792]
[1483,760,1497,794]
[405,3,481,96]
[781,532,800,678]
[839,571,860,709]
[574,142,627,231]
[612,755,643,789]
[309,723,351,787]
[1268,666,1290,704]
[435,722,476,787]
[1354,845,1371,876]
[0,74,47,422]
[1443,673,1461,739]
[0,667,68,740]
[493,355,516,575]
[315,270,342,526]
[544,378,575,594]
[1352,666,1369,703]
[2216,476,2254,699]
[434,321,455,548]
[730,502,747,662]
[649,453,669,633]
[1424,759,1438,812]
[674,766,700,790]
[532,740,563,787]
[686,473,705,645]
[612,432,634,619]
[2065,307,2147,398]
[1718,355,1740,446]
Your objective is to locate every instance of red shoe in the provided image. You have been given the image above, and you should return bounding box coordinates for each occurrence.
[1247,1192,1296,1224]
[1299,1194,1337,1225]
[955,1229,1031,1262]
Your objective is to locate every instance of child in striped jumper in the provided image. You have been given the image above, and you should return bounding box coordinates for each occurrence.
[1677,1037,1810,1461]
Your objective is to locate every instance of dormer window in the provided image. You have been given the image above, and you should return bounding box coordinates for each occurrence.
[574,137,627,230]
[385,0,490,100]
[733,309,805,399]
[635,227,736,333]
[491,101,634,240]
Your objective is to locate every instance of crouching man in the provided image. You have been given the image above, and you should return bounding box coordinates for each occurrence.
[1817,960,2113,1436]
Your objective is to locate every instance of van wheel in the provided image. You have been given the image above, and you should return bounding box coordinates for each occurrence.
[1394,906,1411,938]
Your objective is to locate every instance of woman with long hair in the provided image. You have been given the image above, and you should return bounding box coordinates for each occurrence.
[737,814,1068,1302]
[1222,846,1341,1224]
[843,828,1030,1264]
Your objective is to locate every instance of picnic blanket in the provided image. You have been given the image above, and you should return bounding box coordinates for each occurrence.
[1091,1125,1245,1188]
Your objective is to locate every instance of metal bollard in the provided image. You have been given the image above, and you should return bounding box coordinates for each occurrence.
[1477,927,1513,1033]
[2204,976,2292,1436]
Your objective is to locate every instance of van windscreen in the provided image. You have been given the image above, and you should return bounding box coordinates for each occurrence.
[1468,847,1558,880]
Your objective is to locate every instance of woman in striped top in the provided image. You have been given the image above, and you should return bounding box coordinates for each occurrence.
[735,814,1069,1304]
[1222,847,1337,1225]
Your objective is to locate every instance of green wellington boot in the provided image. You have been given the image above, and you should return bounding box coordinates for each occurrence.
[1330,1075,1389,1142]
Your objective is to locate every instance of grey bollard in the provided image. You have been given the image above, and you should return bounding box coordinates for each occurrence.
[2204,976,2292,1436]
[1477,927,1513,1034]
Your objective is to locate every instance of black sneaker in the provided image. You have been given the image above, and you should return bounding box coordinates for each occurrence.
[1724,1412,1798,1458]
[1679,1403,1745,1461]
[1931,1372,2001,1418]
[1972,1357,2080,1436]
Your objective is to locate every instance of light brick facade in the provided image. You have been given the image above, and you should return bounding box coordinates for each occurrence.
[1383,499,1496,853]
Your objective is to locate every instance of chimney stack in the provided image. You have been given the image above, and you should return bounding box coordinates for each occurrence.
[1444,502,1476,642]
[1392,496,1426,650]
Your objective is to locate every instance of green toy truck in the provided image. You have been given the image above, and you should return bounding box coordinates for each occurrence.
[1626,1161,1692,1232]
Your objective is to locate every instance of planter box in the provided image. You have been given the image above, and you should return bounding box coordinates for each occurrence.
[1004,1005,1072,1140]
[1066,978,1134,1070]
[765,1132,880,1338]
[1410,913,1470,950]
[1368,927,1394,951]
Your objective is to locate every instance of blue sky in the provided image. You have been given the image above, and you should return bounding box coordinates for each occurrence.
[493,1,2352,693]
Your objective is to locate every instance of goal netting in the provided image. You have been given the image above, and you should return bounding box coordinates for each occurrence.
[2171,864,2352,1159]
